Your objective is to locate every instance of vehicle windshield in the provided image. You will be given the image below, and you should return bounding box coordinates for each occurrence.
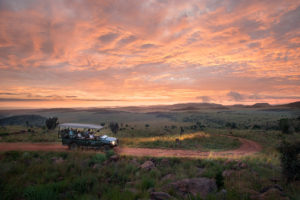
[101,135,108,139]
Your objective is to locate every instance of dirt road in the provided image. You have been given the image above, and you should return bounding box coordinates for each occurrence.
[0,137,261,158]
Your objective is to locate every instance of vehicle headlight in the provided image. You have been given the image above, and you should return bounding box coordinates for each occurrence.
[111,141,116,145]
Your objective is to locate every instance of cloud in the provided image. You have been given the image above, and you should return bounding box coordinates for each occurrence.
[98,33,119,43]
[140,43,156,49]
[227,91,245,101]
[0,0,300,107]
[196,96,212,103]
[117,35,137,47]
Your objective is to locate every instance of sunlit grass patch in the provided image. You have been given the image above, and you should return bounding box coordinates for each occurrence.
[121,132,241,151]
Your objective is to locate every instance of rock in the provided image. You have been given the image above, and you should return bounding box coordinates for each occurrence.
[224,159,234,166]
[250,185,289,200]
[196,167,205,176]
[147,187,155,193]
[240,162,248,169]
[216,189,227,200]
[130,158,139,166]
[160,158,169,167]
[168,178,217,198]
[51,157,64,164]
[222,170,234,177]
[93,164,102,169]
[260,184,283,193]
[259,188,289,200]
[127,188,138,195]
[141,160,155,170]
[150,192,172,200]
[232,161,248,170]
[109,155,119,161]
[162,174,175,181]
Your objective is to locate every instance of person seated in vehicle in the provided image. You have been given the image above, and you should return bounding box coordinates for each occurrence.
[89,133,95,139]
[82,131,89,138]
[69,129,74,137]
[76,131,83,138]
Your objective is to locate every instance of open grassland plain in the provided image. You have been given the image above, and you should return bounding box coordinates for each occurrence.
[0,105,299,199]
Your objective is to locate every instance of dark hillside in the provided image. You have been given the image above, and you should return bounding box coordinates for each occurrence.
[0,115,46,126]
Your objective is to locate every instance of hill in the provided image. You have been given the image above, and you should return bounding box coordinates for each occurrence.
[0,115,47,126]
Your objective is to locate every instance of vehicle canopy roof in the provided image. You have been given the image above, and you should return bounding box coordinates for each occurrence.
[59,123,103,130]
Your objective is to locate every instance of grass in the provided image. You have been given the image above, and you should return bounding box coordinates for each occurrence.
[0,126,60,143]
[0,108,300,199]
[121,132,241,151]
[0,150,299,200]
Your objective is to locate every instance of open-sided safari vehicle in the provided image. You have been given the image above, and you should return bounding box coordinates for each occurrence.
[58,123,118,150]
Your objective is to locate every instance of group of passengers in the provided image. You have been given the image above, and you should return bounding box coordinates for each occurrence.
[63,128,96,139]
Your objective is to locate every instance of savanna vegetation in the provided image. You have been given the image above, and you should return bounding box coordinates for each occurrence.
[0,104,299,199]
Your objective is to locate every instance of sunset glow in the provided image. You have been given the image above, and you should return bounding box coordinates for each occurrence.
[0,0,300,108]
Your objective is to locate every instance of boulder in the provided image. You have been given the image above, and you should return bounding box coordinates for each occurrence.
[109,155,119,161]
[160,158,170,167]
[168,178,217,198]
[141,160,155,170]
[196,167,205,176]
[150,192,172,200]
[260,184,283,193]
[259,188,289,200]
[222,170,234,177]
[250,185,289,200]
[51,157,64,164]
[162,174,175,181]
[233,161,248,170]
[130,158,139,166]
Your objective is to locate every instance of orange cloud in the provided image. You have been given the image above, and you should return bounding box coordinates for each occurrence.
[0,0,300,108]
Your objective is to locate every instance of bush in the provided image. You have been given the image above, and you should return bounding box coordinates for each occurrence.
[279,118,294,134]
[45,117,59,130]
[109,122,119,135]
[89,154,106,166]
[278,140,300,182]
[105,149,115,158]
[24,185,57,200]
[215,171,224,189]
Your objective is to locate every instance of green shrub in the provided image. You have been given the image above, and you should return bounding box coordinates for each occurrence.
[105,150,115,158]
[140,176,155,190]
[89,154,106,166]
[4,151,22,161]
[215,171,224,189]
[72,176,96,193]
[278,140,300,182]
[24,185,57,200]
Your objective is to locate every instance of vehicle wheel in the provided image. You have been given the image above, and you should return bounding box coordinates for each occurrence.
[70,143,78,150]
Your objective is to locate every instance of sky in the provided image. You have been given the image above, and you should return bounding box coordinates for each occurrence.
[0,0,300,108]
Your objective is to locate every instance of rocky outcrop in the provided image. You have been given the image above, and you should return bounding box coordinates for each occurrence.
[140,160,155,170]
[167,178,217,198]
[150,191,172,200]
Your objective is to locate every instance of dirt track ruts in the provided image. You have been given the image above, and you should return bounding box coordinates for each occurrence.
[0,136,262,158]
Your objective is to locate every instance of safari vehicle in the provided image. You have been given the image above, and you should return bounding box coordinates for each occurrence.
[58,123,118,150]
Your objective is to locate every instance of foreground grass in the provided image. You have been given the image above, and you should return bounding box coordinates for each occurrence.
[0,150,299,200]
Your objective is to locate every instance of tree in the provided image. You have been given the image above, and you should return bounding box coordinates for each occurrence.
[45,117,59,130]
[180,127,184,136]
[279,118,294,134]
[109,122,119,135]
[277,140,300,182]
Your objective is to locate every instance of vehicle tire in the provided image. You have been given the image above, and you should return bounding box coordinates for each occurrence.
[70,143,78,150]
